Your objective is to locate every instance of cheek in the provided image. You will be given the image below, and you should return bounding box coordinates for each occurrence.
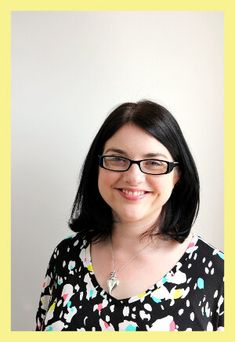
[151,176,176,197]
[98,169,118,197]
[98,170,107,197]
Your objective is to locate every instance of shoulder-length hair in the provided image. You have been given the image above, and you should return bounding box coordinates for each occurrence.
[69,100,200,243]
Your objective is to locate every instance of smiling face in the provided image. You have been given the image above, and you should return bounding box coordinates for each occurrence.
[98,123,180,227]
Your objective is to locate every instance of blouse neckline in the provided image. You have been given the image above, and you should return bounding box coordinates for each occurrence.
[83,233,199,304]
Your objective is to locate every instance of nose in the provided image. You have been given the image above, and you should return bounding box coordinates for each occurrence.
[122,163,145,184]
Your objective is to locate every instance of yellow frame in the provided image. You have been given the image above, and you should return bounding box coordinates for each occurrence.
[0,0,233,341]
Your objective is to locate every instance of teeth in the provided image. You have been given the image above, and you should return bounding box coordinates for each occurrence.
[122,189,145,196]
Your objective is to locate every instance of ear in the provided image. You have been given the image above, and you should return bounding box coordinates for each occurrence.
[173,168,181,186]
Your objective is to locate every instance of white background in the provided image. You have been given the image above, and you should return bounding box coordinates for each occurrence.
[11,11,223,330]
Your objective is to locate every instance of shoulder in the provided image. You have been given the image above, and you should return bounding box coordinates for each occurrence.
[192,234,224,278]
[196,235,224,261]
[56,232,87,248]
[50,232,88,263]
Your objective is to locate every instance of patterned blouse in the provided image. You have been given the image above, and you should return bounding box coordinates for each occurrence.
[36,232,224,331]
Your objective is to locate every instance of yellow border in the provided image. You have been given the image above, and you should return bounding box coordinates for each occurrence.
[0,0,234,341]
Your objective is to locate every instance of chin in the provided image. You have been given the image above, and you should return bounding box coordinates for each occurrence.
[116,210,145,223]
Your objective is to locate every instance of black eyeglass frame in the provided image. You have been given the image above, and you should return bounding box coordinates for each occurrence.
[98,155,179,175]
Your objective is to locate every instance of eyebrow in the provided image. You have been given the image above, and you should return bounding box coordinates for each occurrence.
[103,148,168,160]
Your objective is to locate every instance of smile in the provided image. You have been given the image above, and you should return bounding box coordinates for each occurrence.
[117,188,150,201]
[122,189,146,196]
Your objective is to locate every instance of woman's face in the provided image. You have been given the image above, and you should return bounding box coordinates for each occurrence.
[98,123,180,226]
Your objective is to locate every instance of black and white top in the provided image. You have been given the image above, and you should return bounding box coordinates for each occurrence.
[36,233,224,331]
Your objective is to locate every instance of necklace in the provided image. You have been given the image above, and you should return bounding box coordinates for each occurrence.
[107,238,153,295]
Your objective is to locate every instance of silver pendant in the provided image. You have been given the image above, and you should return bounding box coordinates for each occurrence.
[107,271,119,294]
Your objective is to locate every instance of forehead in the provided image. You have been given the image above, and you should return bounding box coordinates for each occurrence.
[103,124,173,159]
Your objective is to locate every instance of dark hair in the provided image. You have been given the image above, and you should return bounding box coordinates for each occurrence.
[69,100,200,243]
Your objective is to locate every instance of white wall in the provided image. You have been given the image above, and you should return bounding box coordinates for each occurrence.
[11,11,223,330]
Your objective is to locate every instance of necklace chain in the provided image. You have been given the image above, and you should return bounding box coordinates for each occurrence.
[107,237,153,295]
[110,238,152,273]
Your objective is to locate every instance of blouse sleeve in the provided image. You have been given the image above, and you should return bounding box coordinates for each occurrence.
[35,247,57,331]
[216,282,224,331]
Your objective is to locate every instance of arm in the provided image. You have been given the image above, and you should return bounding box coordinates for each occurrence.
[35,248,57,331]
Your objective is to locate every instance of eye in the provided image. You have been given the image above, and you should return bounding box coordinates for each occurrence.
[145,160,163,166]
[103,156,129,168]
[142,159,167,171]
[106,156,126,161]
[106,156,127,162]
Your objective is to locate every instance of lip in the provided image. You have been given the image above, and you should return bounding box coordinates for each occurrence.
[116,188,151,201]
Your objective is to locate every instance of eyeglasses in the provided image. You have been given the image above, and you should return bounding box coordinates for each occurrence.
[98,155,179,175]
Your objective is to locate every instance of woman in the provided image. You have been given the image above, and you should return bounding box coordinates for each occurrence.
[36,100,224,331]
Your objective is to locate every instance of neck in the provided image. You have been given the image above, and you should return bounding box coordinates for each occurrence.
[111,221,159,253]
[112,209,162,239]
